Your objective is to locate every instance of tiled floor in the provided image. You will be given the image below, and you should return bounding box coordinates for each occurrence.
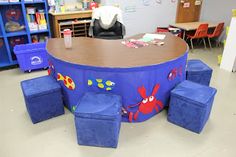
[0,47,235,157]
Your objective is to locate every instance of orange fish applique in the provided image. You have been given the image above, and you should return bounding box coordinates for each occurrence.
[57,73,75,90]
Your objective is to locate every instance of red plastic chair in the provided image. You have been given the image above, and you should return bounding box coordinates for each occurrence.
[207,22,224,48]
[156,27,169,33]
[186,23,209,49]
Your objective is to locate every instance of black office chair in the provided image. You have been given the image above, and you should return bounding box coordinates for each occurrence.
[92,19,124,40]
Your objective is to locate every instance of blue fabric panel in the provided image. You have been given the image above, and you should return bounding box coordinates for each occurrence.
[21,76,64,124]
[186,59,213,86]
[47,51,188,122]
[167,80,217,133]
[75,92,122,120]
[75,116,121,148]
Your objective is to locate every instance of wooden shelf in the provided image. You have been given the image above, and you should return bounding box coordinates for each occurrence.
[59,20,91,38]
[49,10,92,38]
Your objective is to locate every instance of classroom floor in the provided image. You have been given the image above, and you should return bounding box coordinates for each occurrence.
[0,47,236,157]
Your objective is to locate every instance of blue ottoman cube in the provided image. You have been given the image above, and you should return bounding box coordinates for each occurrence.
[186,59,213,86]
[21,76,64,124]
[74,92,122,148]
[167,80,217,133]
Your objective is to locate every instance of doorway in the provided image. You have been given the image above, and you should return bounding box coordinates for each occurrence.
[176,0,203,23]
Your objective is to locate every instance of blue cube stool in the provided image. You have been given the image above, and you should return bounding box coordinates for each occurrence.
[186,59,213,86]
[167,80,217,133]
[21,76,64,124]
[74,92,122,148]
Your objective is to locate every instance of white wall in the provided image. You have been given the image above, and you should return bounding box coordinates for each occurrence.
[62,0,236,38]
[200,0,236,41]
[62,0,178,37]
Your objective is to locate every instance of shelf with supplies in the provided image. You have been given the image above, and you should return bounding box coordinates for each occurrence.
[49,10,92,38]
[0,2,21,5]
[0,0,51,68]
[30,29,48,34]
[6,30,27,37]
[59,19,91,38]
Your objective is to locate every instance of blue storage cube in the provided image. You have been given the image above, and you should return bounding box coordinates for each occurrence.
[21,76,64,124]
[74,92,122,148]
[167,80,217,133]
[186,59,213,86]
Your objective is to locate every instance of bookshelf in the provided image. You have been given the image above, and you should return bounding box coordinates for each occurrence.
[0,0,51,68]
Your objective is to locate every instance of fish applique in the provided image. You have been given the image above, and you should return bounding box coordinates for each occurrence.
[168,66,182,81]
[88,78,115,91]
[72,105,77,112]
[47,61,55,76]
[57,73,75,90]
[0,39,3,48]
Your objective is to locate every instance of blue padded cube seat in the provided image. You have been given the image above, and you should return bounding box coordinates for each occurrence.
[21,76,64,124]
[74,92,122,148]
[186,59,213,86]
[167,80,217,133]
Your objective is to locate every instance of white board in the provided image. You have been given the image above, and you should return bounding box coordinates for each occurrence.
[103,0,177,37]
[220,17,236,72]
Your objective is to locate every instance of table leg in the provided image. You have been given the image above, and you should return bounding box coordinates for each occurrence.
[183,30,186,40]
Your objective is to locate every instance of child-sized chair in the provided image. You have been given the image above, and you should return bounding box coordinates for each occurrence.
[207,22,224,48]
[186,23,209,49]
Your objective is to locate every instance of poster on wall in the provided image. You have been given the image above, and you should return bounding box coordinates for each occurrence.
[155,0,162,4]
[183,2,190,8]
[195,0,201,6]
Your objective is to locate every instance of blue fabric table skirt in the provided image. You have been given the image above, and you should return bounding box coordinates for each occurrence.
[47,51,188,122]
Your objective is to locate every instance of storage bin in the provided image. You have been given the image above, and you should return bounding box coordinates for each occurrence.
[74,92,122,148]
[0,0,8,3]
[167,80,217,133]
[14,42,49,72]
[186,59,213,86]
[21,76,64,124]
[232,9,236,17]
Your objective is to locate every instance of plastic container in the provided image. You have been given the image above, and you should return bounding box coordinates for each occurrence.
[14,42,49,72]
[63,29,72,49]
[232,9,236,17]
[89,2,98,10]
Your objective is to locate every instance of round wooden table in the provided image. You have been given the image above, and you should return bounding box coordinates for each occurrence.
[47,33,188,122]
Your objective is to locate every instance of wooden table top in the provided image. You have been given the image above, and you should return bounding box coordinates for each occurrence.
[170,22,218,31]
[46,33,188,68]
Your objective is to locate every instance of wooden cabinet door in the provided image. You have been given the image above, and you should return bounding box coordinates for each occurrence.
[176,0,203,23]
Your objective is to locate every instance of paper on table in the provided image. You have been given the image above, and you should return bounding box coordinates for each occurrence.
[142,33,166,40]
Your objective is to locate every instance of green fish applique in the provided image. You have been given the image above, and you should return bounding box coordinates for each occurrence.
[88,78,115,91]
